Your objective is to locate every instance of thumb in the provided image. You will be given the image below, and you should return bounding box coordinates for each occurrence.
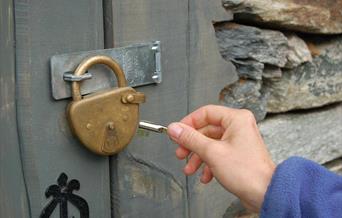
[168,122,214,157]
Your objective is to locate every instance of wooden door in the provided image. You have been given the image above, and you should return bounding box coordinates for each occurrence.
[2,0,111,217]
[106,0,237,217]
[1,0,238,217]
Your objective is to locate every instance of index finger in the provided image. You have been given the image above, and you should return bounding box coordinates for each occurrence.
[181,105,238,130]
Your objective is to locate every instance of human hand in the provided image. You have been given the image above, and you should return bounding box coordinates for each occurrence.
[167,105,275,212]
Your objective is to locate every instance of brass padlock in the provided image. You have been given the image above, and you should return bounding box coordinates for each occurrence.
[67,55,145,155]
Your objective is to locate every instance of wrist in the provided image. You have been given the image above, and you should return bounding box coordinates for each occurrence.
[255,162,276,211]
[243,161,276,212]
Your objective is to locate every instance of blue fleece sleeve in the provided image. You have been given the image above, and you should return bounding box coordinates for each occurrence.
[260,157,342,218]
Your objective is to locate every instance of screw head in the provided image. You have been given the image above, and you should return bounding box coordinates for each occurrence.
[152,74,160,83]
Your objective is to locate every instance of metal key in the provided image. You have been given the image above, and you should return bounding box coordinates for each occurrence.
[139,121,168,133]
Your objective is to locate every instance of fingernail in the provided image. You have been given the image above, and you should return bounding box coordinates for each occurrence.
[168,123,183,139]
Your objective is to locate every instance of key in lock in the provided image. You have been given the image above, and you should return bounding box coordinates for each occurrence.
[67,55,145,156]
[139,121,168,133]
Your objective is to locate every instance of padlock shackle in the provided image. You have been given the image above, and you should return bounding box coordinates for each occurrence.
[71,55,128,101]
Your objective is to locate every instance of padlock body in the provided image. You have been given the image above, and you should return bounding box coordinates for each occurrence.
[67,87,139,155]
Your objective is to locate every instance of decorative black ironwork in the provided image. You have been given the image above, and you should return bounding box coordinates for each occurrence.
[40,173,89,218]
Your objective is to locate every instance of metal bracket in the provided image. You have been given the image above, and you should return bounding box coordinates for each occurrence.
[151,41,162,83]
[63,71,92,82]
[51,41,162,100]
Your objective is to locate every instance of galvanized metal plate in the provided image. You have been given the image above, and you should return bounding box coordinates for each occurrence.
[51,41,161,100]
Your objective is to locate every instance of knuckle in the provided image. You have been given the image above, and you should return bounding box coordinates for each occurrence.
[240,109,256,124]
[202,104,215,112]
[204,104,221,111]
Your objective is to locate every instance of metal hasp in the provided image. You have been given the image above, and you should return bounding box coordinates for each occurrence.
[51,41,162,100]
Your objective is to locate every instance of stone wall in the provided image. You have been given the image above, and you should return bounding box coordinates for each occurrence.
[216,23,342,121]
[216,1,342,217]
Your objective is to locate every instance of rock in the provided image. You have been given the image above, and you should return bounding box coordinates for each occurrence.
[215,22,289,68]
[259,103,342,164]
[215,23,290,119]
[231,59,264,80]
[216,23,342,118]
[262,65,282,80]
[220,79,268,121]
[265,36,342,113]
[223,0,342,34]
[324,158,342,176]
[285,34,312,68]
[223,199,259,218]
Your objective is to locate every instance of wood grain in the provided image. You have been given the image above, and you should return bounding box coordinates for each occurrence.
[108,0,239,217]
[108,0,189,217]
[187,1,238,217]
[14,0,111,217]
[0,0,30,217]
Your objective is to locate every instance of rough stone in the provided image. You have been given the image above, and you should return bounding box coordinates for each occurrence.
[265,36,342,113]
[216,23,342,120]
[285,34,312,68]
[221,79,268,121]
[231,59,264,80]
[215,22,289,68]
[223,199,259,218]
[259,103,342,164]
[324,158,342,176]
[262,65,282,80]
[223,0,342,34]
[215,23,286,120]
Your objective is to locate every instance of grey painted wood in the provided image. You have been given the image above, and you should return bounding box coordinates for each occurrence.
[187,1,238,218]
[107,1,239,217]
[108,0,189,217]
[0,0,30,217]
[188,0,237,109]
[14,0,111,217]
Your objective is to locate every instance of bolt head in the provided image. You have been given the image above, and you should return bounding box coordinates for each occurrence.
[126,94,135,103]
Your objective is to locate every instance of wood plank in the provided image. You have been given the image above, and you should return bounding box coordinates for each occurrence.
[187,1,239,218]
[108,0,189,217]
[14,0,111,217]
[0,0,30,217]
[188,0,237,109]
